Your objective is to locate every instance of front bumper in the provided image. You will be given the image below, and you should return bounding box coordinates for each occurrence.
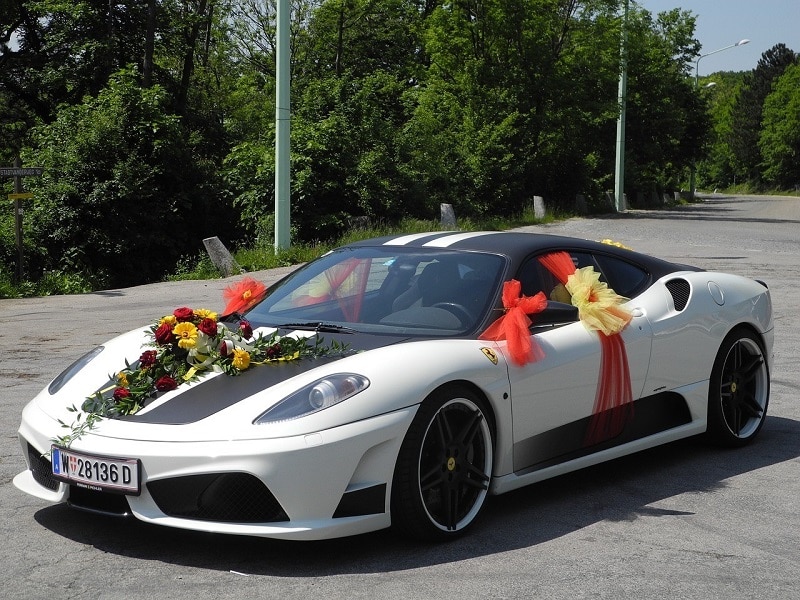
[15,402,417,540]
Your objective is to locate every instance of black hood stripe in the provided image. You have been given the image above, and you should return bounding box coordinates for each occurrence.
[124,355,343,425]
[121,332,406,425]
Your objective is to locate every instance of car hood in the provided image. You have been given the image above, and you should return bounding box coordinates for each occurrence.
[39,327,410,428]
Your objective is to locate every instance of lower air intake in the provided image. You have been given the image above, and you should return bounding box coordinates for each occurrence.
[148,473,288,523]
[68,485,132,516]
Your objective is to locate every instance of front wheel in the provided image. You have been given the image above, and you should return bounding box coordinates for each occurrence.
[391,386,494,541]
[706,328,770,447]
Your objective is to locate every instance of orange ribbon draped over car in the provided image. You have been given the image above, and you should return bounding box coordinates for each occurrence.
[538,251,634,445]
[479,252,635,445]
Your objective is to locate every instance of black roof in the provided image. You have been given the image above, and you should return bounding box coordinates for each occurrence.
[346,231,700,280]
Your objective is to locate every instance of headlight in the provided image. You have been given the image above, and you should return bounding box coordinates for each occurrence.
[254,373,369,424]
[48,346,104,395]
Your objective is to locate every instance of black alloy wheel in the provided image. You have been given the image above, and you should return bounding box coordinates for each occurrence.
[391,385,494,540]
[707,327,770,446]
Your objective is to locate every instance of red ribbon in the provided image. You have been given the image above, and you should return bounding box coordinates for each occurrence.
[479,279,547,366]
[537,251,634,445]
[585,332,634,444]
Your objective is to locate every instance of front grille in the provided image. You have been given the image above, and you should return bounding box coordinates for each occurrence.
[27,443,60,491]
[148,473,288,523]
[665,278,691,311]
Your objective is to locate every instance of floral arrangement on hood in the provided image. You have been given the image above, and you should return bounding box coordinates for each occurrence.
[55,279,346,447]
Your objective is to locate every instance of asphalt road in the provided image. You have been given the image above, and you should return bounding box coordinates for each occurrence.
[1,194,798,600]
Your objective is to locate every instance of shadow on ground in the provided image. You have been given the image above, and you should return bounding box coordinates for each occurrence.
[34,415,800,576]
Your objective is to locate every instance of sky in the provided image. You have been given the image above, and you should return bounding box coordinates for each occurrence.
[641,0,800,73]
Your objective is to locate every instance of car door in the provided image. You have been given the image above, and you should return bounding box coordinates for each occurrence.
[506,250,653,472]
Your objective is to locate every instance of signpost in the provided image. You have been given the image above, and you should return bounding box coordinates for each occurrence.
[2,158,43,282]
[0,167,43,178]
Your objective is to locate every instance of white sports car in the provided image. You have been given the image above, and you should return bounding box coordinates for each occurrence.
[14,231,773,541]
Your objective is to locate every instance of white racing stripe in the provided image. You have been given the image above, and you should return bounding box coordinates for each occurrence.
[423,231,500,247]
[382,232,454,246]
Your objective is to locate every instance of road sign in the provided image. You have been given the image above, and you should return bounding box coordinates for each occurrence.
[0,167,43,177]
[8,192,34,200]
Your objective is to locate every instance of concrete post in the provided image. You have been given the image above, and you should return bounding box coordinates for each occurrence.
[203,237,242,277]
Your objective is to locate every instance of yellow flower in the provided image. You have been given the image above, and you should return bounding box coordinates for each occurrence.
[600,239,632,250]
[232,348,251,370]
[194,308,218,321]
[160,314,177,327]
[172,321,199,349]
[565,266,632,335]
[117,372,129,387]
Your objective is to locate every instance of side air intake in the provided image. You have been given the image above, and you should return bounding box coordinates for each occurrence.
[665,279,690,311]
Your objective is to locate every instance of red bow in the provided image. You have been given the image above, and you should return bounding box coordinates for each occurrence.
[480,279,547,366]
[222,277,267,316]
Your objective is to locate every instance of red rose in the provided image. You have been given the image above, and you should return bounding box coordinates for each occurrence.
[155,322,174,345]
[198,318,218,336]
[139,350,158,368]
[113,387,131,402]
[266,343,282,359]
[155,376,178,392]
[173,307,194,322]
[239,319,253,338]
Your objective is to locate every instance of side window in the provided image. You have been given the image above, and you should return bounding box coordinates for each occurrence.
[516,256,562,299]
[593,254,649,297]
[518,250,647,301]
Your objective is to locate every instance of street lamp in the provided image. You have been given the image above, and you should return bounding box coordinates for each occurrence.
[694,39,750,86]
[689,39,749,199]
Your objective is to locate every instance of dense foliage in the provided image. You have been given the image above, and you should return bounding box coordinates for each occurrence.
[1,0,798,291]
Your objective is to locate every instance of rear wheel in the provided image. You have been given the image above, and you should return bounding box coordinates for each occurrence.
[391,385,493,541]
[706,328,769,446]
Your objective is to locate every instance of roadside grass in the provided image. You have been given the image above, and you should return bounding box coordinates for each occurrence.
[1,206,561,297]
[168,207,561,282]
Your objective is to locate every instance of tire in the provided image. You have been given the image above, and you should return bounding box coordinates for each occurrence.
[391,385,494,541]
[706,327,770,447]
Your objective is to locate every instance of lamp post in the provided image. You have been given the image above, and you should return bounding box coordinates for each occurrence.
[694,39,749,86]
[613,0,629,213]
[274,0,291,250]
[689,39,749,200]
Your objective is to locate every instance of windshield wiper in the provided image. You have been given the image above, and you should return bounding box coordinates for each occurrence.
[277,322,358,334]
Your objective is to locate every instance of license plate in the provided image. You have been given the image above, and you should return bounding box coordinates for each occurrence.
[51,446,140,495]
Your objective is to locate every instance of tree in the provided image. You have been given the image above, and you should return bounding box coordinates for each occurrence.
[621,7,704,198]
[23,69,225,287]
[759,63,800,189]
[728,43,798,186]
[696,71,746,189]
[0,0,151,121]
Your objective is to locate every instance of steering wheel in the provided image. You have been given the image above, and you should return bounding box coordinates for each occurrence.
[430,302,474,325]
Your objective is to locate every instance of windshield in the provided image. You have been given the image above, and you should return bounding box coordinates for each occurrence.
[244,246,506,337]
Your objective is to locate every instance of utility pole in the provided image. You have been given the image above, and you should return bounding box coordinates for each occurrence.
[613,0,629,213]
[274,0,291,250]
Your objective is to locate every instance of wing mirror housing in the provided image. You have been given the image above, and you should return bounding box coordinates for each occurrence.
[532,301,579,327]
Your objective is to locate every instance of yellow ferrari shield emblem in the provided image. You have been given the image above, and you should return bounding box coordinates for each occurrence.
[480,347,499,365]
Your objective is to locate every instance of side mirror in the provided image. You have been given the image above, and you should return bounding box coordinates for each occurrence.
[532,301,579,327]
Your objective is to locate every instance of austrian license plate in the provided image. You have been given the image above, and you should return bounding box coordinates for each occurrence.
[51,446,140,495]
